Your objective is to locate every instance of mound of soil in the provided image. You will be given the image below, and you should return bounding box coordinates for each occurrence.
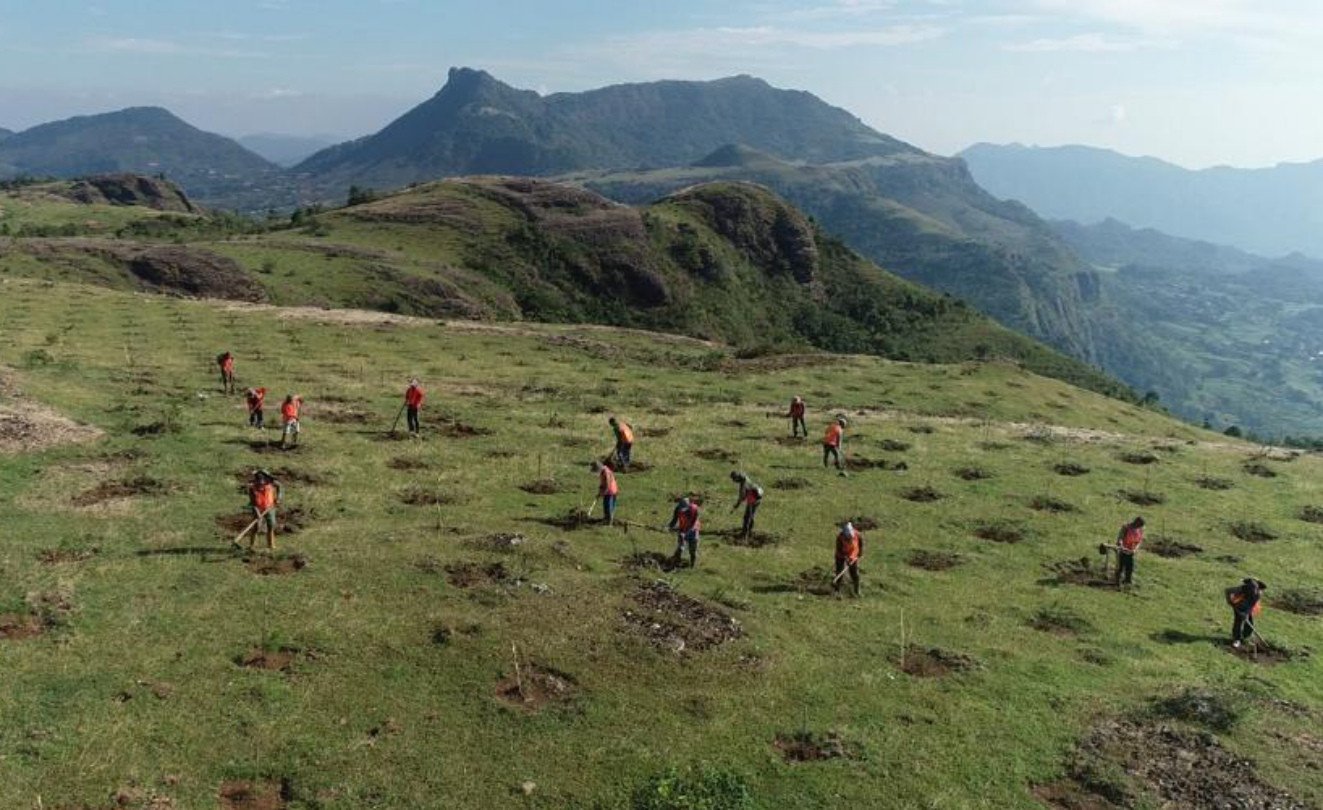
[1147,537,1203,558]
[232,467,326,486]
[387,457,429,471]
[245,554,307,576]
[897,647,978,678]
[1298,506,1323,524]
[1118,489,1166,506]
[71,475,168,507]
[773,730,860,763]
[1044,558,1113,588]
[518,479,563,495]
[906,550,963,571]
[1196,476,1234,491]
[901,486,944,503]
[1030,495,1077,513]
[773,435,807,446]
[218,778,290,810]
[1243,462,1278,479]
[879,439,911,452]
[954,467,992,481]
[1119,452,1160,465]
[1273,589,1323,616]
[467,533,527,553]
[1230,521,1277,543]
[1053,462,1090,476]
[621,551,682,573]
[1036,718,1309,810]
[1029,606,1094,636]
[772,477,811,490]
[845,455,907,472]
[438,421,493,438]
[713,528,780,548]
[0,613,44,641]
[445,561,511,588]
[127,245,267,302]
[399,487,452,506]
[538,507,596,531]
[236,647,299,673]
[494,663,579,711]
[1225,640,1301,666]
[973,522,1025,544]
[622,580,743,653]
[37,546,98,564]
[694,447,738,463]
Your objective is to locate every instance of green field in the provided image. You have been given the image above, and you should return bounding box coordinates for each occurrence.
[1,276,1321,809]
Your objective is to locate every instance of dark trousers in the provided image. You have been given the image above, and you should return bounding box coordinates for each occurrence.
[792,416,807,437]
[615,441,632,469]
[834,557,860,595]
[673,530,699,566]
[741,500,761,537]
[601,494,617,524]
[249,408,264,429]
[823,444,842,469]
[406,407,420,433]
[1116,552,1135,585]
[221,371,234,393]
[1232,612,1255,643]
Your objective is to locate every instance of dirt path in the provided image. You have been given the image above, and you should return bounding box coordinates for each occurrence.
[0,369,103,455]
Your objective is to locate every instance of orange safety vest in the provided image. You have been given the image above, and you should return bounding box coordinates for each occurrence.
[836,528,862,561]
[676,503,701,532]
[1119,525,1144,553]
[405,386,424,408]
[250,483,277,511]
[599,467,619,496]
[281,399,301,421]
[247,387,266,412]
[617,422,634,444]
[824,424,843,448]
[1229,591,1263,617]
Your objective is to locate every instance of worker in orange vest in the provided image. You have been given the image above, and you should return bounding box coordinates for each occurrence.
[404,379,425,436]
[729,471,764,540]
[823,416,846,472]
[787,396,807,437]
[1114,516,1144,587]
[834,520,864,597]
[245,387,267,430]
[1225,578,1266,648]
[591,460,619,525]
[608,416,634,470]
[217,351,236,395]
[246,470,283,552]
[280,394,303,449]
[668,496,702,568]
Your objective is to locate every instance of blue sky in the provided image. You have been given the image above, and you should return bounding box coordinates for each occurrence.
[0,0,1317,168]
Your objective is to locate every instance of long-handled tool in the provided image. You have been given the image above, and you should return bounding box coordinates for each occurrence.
[586,496,600,518]
[616,519,668,535]
[1097,543,1113,579]
[832,558,859,584]
[233,508,273,548]
[389,403,406,435]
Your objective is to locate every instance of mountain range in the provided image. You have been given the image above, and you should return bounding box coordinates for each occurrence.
[961,142,1323,258]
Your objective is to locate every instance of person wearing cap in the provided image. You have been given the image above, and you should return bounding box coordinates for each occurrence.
[823,416,847,472]
[786,396,807,438]
[1114,516,1145,587]
[1225,578,1267,648]
[246,469,283,552]
[608,416,634,471]
[834,520,864,597]
[404,379,425,436]
[245,386,267,430]
[280,394,303,449]
[729,471,764,540]
[668,496,702,568]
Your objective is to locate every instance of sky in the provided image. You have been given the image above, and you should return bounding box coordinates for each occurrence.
[0,0,1319,169]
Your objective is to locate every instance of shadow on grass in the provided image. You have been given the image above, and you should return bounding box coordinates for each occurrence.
[136,546,236,562]
[1151,628,1223,645]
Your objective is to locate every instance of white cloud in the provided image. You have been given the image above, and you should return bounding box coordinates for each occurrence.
[1004,32,1171,52]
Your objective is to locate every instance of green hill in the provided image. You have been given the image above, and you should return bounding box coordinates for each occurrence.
[0,275,1320,808]
[0,175,1130,400]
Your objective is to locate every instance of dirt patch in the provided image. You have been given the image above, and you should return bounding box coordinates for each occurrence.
[622,551,682,573]
[772,477,811,490]
[537,507,596,531]
[437,420,493,438]
[773,435,807,446]
[445,561,511,588]
[314,407,372,425]
[1029,606,1094,636]
[908,424,935,434]
[494,663,579,712]
[1030,495,1077,513]
[466,533,527,553]
[0,613,44,641]
[232,467,327,486]
[245,554,308,576]
[0,370,105,455]
[214,506,314,539]
[773,730,860,763]
[1225,640,1301,666]
[900,486,944,503]
[1196,476,1234,491]
[713,528,780,548]
[1119,452,1160,465]
[1149,688,1241,732]
[622,580,743,653]
[953,466,992,481]
[844,516,879,531]
[879,439,911,452]
[845,455,906,472]
[236,647,299,673]
[638,426,671,438]
[70,475,168,507]
[1230,521,1277,543]
[694,447,738,464]
[897,647,978,678]
[387,456,429,471]
[1036,718,1309,810]
[1044,558,1113,588]
[1147,537,1202,558]
[218,779,290,810]
[906,550,963,571]
[37,546,99,564]
[973,522,1025,544]
[1243,462,1278,478]
[1053,462,1090,476]
[1117,489,1165,507]
[610,459,653,474]
[399,487,452,506]
[519,479,563,495]
[1273,589,1323,616]
[1298,506,1323,524]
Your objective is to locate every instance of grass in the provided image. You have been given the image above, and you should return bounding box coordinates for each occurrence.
[0,276,1321,808]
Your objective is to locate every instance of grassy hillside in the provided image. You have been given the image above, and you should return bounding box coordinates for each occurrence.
[0,176,1132,401]
[1,276,1320,809]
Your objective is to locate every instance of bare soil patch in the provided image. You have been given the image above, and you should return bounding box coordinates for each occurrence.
[466,533,527,553]
[1196,476,1234,491]
[0,371,104,455]
[609,459,653,474]
[1044,558,1113,589]
[236,647,299,673]
[954,466,992,481]
[622,580,743,653]
[879,439,911,452]
[622,551,682,573]
[232,467,327,486]
[387,456,429,471]
[1029,606,1094,636]
[773,435,807,446]
[1298,506,1323,524]
[694,447,738,463]
[537,507,596,531]
[845,515,879,530]
[445,561,511,588]
[245,554,308,576]
[218,779,290,810]
[214,506,314,539]
[1119,452,1159,465]
[37,546,98,564]
[897,647,978,678]
[772,476,811,490]
[973,522,1026,544]
[1225,640,1301,666]
[1147,537,1202,558]
[906,550,963,571]
[1030,495,1077,513]
[1243,462,1278,479]
[901,486,944,503]
[1118,489,1165,507]
[844,455,906,472]
[712,528,780,548]
[0,613,44,640]
[518,478,563,495]
[1273,589,1323,616]
[1230,521,1277,543]
[494,663,579,712]
[399,487,452,506]
[638,426,671,438]
[437,420,493,438]
[1053,462,1090,476]
[314,406,372,425]
[773,730,861,763]
[70,475,168,507]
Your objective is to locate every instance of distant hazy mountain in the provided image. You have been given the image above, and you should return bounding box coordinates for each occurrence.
[960,143,1323,257]
[1051,217,1273,276]
[238,133,338,167]
[295,67,915,193]
[0,127,12,143]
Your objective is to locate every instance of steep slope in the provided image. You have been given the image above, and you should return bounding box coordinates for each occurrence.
[961,143,1323,257]
[295,67,915,194]
[0,107,293,210]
